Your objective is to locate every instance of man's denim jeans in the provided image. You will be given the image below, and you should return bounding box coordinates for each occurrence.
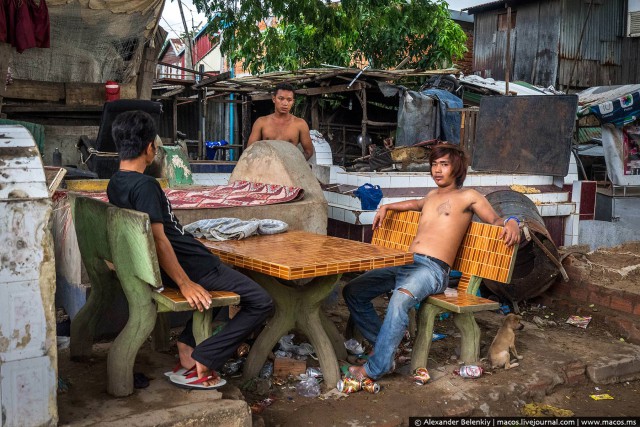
[343,254,449,379]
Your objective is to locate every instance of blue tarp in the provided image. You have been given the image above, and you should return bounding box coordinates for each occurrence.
[421,88,463,144]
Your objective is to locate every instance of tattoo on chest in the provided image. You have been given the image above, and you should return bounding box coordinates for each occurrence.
[437,199,451,216]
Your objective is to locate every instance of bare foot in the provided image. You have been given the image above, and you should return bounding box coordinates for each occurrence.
[195,361,221,387]
[348,365,370,381]
[177,341,196,370]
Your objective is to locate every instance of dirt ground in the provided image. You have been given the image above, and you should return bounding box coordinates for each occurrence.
[565,241,640,294]
[57,243,640,426]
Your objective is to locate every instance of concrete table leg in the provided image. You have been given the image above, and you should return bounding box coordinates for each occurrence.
[411,303,444,372]
[242,271,344,390]
[453,312,481,364]
[107,278,157,397]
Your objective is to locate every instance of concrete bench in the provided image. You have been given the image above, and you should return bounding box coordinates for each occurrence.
[370,210,518,371]
[69,195,240,397]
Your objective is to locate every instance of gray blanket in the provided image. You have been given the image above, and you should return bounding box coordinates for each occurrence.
[184,218,289,241]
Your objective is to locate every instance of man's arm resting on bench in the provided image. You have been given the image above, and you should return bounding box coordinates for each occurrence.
[151,223,213,312]
[373,198,425,230]
[467,191,520,247]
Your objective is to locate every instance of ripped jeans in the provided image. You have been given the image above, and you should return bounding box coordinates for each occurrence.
[343,254,449,379]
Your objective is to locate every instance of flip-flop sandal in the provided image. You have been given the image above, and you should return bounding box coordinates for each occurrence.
[169,373,227,390]
[164,363,196,378]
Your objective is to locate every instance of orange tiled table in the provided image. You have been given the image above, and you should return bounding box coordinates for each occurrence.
[200,230,413,389]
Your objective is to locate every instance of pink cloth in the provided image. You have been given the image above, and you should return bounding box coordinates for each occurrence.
[56,180,305,210]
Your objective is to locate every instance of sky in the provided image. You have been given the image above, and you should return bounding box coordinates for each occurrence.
[161,0,488,39]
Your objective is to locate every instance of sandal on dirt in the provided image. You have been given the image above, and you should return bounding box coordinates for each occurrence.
[168,373,226,390]
[164,363,196,378]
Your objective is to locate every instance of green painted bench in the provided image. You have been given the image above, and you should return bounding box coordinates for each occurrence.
[69,195,240,397]
[371,210,518,371]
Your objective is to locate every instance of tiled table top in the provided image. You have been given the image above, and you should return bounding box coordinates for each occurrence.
[200,230,414,280]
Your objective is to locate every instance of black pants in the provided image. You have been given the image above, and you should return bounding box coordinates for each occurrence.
[178,263,273,370]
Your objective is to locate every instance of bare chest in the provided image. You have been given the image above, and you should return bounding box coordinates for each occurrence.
[262,120,300,144]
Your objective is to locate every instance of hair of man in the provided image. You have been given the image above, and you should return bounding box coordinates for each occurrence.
[273,82,296,95]
[112,110,157,160]
[429,143,469,188]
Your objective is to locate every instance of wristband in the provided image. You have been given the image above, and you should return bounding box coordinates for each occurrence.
[504,216,520,226]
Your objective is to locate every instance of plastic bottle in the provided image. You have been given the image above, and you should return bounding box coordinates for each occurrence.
[53,148,62,166]
[296,376,321,397]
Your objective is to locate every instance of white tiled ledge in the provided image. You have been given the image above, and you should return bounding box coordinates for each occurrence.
[328,201,576,225]
[324,190,571,212]
[335,171,558,188]
[192,173,232,186]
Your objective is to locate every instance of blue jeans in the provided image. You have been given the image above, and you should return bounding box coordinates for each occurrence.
[343,254,449,379]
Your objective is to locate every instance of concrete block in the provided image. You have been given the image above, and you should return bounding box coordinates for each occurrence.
[587,352,640,384]
[0,280,48,362]
[1,356,57,427]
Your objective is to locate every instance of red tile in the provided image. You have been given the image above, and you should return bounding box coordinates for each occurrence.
[580,181,597,215]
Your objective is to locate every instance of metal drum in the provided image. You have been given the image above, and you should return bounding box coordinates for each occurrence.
[474,190,561,308]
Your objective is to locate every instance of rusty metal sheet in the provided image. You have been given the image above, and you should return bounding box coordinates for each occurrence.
[472,95,578,175]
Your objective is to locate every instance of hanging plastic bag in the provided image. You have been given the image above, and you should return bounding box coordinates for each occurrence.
[353,183,383,210]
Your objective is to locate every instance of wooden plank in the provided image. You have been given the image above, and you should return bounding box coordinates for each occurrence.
[4,79,65,102]
[153,288,240,312]
[273,357,306,377]
[65,83,138,106]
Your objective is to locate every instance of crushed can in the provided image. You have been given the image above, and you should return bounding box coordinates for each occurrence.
[455,365,483,378]
[360,377,381,394]
[337,377,361,394]
[413,367,431,385]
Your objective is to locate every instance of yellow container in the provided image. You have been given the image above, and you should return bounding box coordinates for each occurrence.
[66,178,169,192]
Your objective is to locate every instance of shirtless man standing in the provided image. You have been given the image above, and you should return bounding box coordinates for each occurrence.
[344,144,521,381]
[247,82,315,160]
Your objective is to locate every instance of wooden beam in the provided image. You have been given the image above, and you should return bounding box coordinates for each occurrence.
[4,79,65,102]
[193,71,232,88]
[295,81,367,96]
[242,95,251,149]
[311,97,319,130]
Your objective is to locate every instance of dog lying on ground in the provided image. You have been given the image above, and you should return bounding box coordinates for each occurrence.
[488,313,524,369]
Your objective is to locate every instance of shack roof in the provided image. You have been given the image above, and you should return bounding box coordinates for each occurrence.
[465,0,539,14]
[193,67,458,100]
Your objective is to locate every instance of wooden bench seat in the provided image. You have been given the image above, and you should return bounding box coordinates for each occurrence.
[371,210,517,371]
[69,195,240,397]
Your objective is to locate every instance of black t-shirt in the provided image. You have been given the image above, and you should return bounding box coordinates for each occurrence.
[107,171,220,287]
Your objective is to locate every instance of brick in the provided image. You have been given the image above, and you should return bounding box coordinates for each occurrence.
[562,360,587,385]
[549,282,571,297]
[570,286,589,302]
[588,291,611,308]
[634,304,640,316]
[610,296,634,314]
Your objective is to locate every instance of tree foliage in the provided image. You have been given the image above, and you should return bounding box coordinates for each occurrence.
[192,0,467,74]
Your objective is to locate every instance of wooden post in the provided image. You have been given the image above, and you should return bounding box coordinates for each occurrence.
[197,88,204,159]
[0,43,12,117]
[358,89,368,157]
[172,96,178,143]
[505,5,511,95]
[311,96,319,130]
[242,95,251,149]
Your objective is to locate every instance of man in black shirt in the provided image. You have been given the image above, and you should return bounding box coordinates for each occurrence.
[107,111,272,387]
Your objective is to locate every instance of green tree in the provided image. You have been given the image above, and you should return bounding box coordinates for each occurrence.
[192,0,467,74]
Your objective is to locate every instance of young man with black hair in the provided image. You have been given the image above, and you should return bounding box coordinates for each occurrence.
[107,110,273,387]
[345,144,521,381]
[247,82,315,160]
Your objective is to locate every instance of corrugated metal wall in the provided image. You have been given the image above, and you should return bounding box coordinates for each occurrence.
[472,0,640,89]
[155,87,228,143]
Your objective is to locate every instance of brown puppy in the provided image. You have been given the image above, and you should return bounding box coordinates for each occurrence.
[488,313,524,369]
